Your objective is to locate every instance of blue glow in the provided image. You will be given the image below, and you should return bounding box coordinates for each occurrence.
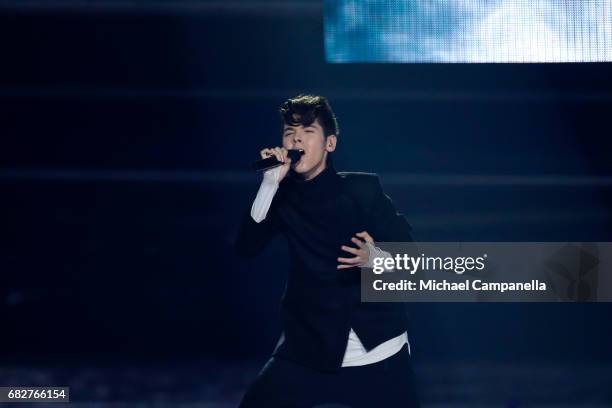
[325,0,612,63]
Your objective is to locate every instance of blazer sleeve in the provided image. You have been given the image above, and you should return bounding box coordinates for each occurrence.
[366,175,414,243]
[233,205,281,259]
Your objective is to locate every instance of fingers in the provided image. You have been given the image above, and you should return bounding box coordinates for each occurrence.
[337,256,361,264]
[338,245,365,268]
[272,147,284,163]
[277,147,291,165]
[355,231,374,243]
[260,148,273,160]
[337,255,362,269]
[340,245,359,255]
[351,237,365,248]
[260,148,282,162]
[337,233,372,269]
[337,263,358,270]
[260,147,291,164]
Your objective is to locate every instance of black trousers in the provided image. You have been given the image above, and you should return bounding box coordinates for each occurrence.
[239,343,420,408]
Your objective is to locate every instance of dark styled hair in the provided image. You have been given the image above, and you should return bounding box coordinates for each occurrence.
[279,94,340,138]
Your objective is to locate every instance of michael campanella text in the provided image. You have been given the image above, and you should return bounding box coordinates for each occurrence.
[373,279,547,293]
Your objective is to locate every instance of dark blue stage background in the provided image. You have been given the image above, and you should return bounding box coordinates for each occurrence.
[1,1,612,406]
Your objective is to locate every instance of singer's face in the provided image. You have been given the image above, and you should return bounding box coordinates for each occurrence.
[282,118,336,178]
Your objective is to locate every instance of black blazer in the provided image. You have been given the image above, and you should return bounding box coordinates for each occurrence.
[234,167,414,372]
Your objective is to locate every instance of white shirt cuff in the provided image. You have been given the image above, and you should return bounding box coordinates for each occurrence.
[363,242,395,272]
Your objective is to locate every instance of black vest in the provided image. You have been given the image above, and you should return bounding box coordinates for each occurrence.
[235,164,413,372]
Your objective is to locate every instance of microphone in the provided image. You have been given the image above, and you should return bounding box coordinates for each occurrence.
[251,149,304,171]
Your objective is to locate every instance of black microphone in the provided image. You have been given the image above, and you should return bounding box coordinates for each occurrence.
[251,149,304,171]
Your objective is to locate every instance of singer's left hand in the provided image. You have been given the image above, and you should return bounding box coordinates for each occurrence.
[337,231,375,269]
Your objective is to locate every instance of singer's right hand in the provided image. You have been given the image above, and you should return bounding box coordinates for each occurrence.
[260,147,292,183]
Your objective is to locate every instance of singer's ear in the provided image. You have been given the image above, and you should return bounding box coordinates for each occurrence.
[325,135,337,152]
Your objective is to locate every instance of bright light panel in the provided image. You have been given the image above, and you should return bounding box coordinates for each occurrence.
[325,0,612,63]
